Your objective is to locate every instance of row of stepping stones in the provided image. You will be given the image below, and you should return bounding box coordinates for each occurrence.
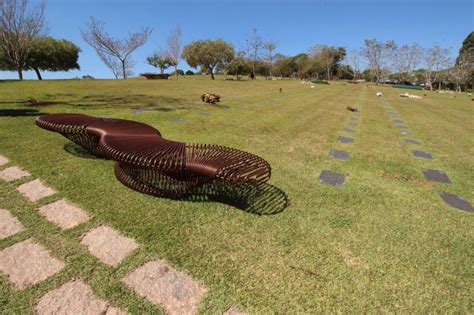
[318,107,360,187]
[0,154,217,314]
[382,101,473,213]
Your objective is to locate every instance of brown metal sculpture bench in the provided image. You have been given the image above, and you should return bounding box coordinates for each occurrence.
[36,114,271,198]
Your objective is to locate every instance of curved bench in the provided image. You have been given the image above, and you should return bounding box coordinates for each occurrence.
[36,114,271,198]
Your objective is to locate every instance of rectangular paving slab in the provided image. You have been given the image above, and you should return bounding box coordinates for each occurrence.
[0,238,65,289]
[401,131,412,135]
[123,260,207,314]
[0,209,24,240]
[405,139,421,145]
[342,128,355,133]
[319,170,345,187]
[395,124,407,129]
[16,179,56,202]
[329,149,349,160]
[81,226,138,267]
[0,166,30,182]
[392,119,403,123]
[437,192,473,212]
[422,169,451,183]
[35,280,125,315]
[412,150,433,159]
[338,136,354,144]
[39,199,90,230]
[0,155,9,166]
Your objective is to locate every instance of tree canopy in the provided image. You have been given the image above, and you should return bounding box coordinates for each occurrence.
[182,39,234,80]
[0,36,80,79]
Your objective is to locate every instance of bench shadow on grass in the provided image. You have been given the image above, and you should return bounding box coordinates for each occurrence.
[182,181,289,215]
[0,108,49,117]
[63,143,100,159]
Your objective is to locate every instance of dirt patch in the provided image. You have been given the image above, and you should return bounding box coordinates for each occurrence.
[81,226,138,267]
[16,179,57,202]
[0,209,24,240]
[224,307,247,315]
[338,246,369,269]
[123,260,207,314]
[39,199,90,230]
[0,238,65,289]
[382,172,433,189]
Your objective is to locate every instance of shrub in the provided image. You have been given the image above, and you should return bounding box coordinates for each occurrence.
[185,70,194,75]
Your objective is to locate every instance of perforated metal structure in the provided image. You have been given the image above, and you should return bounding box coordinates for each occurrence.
[36,114,271,198]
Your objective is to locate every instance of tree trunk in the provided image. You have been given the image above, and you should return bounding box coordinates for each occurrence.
[33,67,43,80]
[175,65,178,79]
[122,61,127,79]
[17,67,23,80]
[209,66,215,80]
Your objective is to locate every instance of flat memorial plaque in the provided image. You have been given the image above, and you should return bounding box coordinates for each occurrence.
[412,150,433,159]
[437,192,473,212]
[338,136,354,144]
[422,169,450,183]
[329,149,349,160]
[405,139,420,145]
[319,170,345,187]
[342,128,355,133]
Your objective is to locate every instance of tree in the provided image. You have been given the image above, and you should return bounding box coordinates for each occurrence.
[245,28,263,80]
[226,51,249,80]
[450,52,472,92]
[146,51,172,74]
[346,48,361,81]
[0,0,45,80]
[182,39,234,80]
[363,39,396,84]
[423,44,451,90]
[393,43,422,83]
[166,25,182,79]
[456,32,473,68]
[26,37,80,80]
[81,17,151,79]
[263,40,277,78]
[309,45,346,80]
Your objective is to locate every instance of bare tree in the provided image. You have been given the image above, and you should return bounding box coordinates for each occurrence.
[449,52,472,92]
[263,40,277,79]
[347,48,361,81]
[393,43,422,83]
[363,39,396,84]
[423,44,451,90]
[81,17,151,79]
[147,49,172,74]
[166,24,182,79]
[0,0,45,80]
[245,27,263,80]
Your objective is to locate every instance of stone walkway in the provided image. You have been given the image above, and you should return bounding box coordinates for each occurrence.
[381,100,473,213]
[0,154,208,314]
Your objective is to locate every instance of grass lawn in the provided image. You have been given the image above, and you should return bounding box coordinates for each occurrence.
[0,77,473,313]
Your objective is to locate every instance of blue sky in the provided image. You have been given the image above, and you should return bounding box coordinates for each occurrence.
[1,0,473,79]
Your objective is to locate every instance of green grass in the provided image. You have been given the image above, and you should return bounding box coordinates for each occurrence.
[0,78,473,313]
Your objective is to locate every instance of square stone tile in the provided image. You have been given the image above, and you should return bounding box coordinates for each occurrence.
[338,136,354,144]
[81,226,138,267]
[422,169,451,183]
[0,209,24,240]
[412,150,433,159]
[36,280,108,315]
[0,166,30,182]
[405,139,421,145]
[39,199,90,230]
[437,192,473,212]
[0,238,65,289]
[0,155,9,166]
[123,260,207,314]
[17,179,56,202]
[329,149,349,160]
[319,170,345,187]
